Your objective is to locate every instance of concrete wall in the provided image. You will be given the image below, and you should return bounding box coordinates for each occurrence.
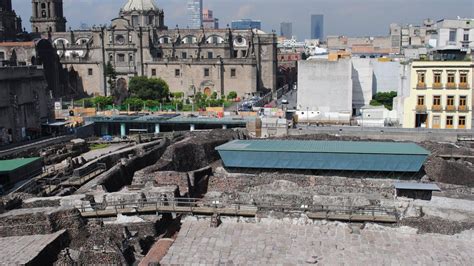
[352,58,374,112]
[372,60,402,93]
[297,59,352,115]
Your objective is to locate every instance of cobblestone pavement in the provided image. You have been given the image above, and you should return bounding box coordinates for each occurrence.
[161,219,474,265]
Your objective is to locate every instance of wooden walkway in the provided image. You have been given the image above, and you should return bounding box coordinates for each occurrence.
[78,198,398,223]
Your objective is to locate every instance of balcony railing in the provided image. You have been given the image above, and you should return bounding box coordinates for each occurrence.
[446,83,457,89]
[459,83,470,90]
[416,105,427,113]
[431,105,443,112]
[458,105,469,112]
[416,83,427,90]
[445,105,456,112]
[432,83,443,89]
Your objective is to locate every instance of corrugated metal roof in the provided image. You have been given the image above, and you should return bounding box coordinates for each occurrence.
[216,140,430,155]
[394,182,441,191]
[0,157,41,173]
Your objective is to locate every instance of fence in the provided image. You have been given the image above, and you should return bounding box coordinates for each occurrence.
[77,196,398,222]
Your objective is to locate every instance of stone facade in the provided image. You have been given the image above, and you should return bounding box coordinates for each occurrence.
[30,0,66,33]
[0,0,22,41]
[49,0,277,97]
[0,66,52,144]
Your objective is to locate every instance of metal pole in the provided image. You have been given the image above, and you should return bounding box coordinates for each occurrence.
[100,26,107,96]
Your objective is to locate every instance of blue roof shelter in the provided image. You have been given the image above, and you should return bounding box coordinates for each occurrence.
[216,140,430,172]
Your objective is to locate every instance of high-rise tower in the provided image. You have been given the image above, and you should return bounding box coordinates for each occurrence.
[187,0,203,29]
[30,0,66,33]
[311,14,324,40]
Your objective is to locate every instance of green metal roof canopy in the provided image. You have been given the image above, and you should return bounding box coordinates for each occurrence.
[216,140,430,172]
[0,157,42,173]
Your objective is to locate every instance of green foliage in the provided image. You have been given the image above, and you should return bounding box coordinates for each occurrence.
[211,91,218,100]
[89,143,110,150]
[92,96,113,110]
[77,98,94,108]
[227,91,238,100]
[144,99,160,108]
[123,97,144,111]
[129,76,170,101]
[171,92,185,99]
[105,62,117,93]
[370,91,397,110]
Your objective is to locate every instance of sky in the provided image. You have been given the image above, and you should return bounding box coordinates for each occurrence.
[13,0,474,39]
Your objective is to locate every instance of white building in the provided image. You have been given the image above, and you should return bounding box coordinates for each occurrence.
[298,57,408,123]
[357,106,398,127]
[435,18,474,51]
[297,59,353,123]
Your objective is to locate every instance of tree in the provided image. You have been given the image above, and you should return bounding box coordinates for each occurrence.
[105,62,117,97]
[128,76,170,101]
[370,91,397,110]
[227,91,238,100]
[92,96,113,110]
[123,97,144,111]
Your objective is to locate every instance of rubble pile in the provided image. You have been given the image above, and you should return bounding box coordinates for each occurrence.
[421,142,474,187]
[0,207,85,238]
[141,129,241,173]
[400,217,474,235]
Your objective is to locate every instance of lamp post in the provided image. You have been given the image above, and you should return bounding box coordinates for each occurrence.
[306,107,309,127]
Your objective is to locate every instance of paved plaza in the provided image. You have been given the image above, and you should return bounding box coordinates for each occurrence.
[161,219,474,265]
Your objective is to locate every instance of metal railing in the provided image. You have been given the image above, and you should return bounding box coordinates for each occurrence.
[77,196,397,222]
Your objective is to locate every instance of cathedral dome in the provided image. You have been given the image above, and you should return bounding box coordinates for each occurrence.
[122,0,159,12]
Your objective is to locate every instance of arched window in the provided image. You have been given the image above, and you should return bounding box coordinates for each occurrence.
[41,10,47,18]
[148,15,154,25]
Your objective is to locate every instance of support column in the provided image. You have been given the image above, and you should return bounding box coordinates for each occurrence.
[155,124,160,134]
[101,124,108,136]
[120,123,126,137]
[190,124,195,131]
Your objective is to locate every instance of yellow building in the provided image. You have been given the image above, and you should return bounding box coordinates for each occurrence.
[403,61,472,129]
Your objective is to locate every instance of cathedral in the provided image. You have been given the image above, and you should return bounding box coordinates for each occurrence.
[0,0,22,41]
[43,0,277,98]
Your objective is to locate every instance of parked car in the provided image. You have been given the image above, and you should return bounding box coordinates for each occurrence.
[102,135,113,142]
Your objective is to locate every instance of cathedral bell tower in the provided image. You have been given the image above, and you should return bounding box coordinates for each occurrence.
[30,0,66,33]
